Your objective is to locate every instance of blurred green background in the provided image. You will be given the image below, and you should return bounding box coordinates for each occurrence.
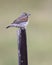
[0,0,52,65]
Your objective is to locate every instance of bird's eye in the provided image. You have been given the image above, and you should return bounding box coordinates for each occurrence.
[25,13,27,16]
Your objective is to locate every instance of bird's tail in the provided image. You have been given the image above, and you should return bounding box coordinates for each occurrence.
[6,26,11,29]
[6,24,17,29]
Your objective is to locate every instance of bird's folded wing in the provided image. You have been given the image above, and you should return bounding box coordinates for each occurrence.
[11,16,28,24]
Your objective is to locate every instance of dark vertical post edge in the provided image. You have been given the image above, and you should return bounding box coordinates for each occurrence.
[18,28,28,65]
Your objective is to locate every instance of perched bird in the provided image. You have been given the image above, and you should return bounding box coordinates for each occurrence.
[6,12,31,29]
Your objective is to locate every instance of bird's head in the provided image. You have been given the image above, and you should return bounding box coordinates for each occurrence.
[21,12,31,17]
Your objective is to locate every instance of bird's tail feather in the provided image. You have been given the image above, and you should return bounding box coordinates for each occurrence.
[6,24,17,29]
[6,26,11,28]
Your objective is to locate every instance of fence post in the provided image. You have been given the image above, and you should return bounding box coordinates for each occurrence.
[18,28,28,65]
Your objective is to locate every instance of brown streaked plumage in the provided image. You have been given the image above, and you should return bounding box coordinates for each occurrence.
[6,12,31,28]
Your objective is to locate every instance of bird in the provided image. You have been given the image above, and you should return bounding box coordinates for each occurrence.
[6,12,31,29]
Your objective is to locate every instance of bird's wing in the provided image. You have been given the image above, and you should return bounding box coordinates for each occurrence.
[11,16,28,24]
[11,19,20,24]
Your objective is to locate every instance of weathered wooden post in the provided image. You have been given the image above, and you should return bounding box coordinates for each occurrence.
[18,28,28,65]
